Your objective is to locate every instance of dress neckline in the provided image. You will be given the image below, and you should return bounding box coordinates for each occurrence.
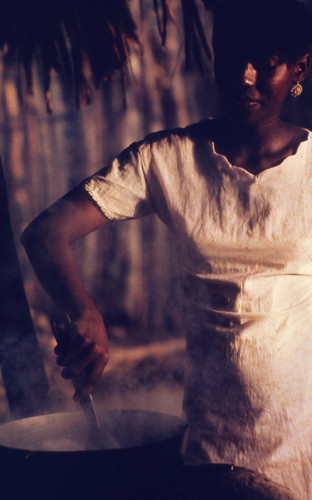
[209,128,311,180]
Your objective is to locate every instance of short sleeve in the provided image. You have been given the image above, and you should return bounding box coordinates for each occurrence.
[82,141,154,220]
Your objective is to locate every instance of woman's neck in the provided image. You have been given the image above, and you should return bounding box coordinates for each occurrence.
[211,116,307,174]
[221,114,284,151]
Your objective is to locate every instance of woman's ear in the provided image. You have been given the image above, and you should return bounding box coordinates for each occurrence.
[294,53,311,83]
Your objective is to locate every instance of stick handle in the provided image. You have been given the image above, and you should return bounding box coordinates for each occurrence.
[50,310,100,430]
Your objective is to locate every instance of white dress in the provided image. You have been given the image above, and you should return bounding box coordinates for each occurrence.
[83,120,312,499]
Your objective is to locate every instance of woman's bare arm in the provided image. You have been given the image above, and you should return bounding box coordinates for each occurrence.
[22,186,110,399]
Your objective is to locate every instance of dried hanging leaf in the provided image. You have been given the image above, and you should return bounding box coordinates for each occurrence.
[180,0,212,75]
[0,0,138,110]
[153,0,175,46]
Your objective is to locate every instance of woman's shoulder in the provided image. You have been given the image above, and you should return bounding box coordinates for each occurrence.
[141,119,216,148]
[285,125,312,164]
[282,123,311,151]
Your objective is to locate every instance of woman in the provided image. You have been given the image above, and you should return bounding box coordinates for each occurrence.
[22,0,312,497]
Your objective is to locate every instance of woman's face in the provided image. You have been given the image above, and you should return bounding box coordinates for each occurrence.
[214,46,307,125]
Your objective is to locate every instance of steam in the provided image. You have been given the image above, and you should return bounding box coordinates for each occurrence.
[0,321,49,422]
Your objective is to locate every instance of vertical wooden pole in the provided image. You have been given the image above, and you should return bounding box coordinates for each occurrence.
[0,159,49,418]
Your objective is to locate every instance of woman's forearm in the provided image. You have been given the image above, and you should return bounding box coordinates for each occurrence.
[21,189,111,397]
[22,214,96,319]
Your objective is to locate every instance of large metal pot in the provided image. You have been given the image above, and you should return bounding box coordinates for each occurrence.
[0,409,299,500]
[0,408,187,499]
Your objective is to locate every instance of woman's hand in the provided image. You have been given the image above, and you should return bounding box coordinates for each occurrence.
[54,306,109,400]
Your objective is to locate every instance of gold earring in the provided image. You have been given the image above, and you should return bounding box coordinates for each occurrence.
[290,82,303,97]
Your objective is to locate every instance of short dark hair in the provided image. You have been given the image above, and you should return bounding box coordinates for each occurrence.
[213,0,312,62]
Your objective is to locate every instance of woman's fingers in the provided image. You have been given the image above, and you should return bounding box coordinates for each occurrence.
[74,355,109,400]
[73,342,109,376]
[52,307,109,397]
[57,334,109,395]
[58,335,91,368]
[55,334,85,366]
[60,339,106,376]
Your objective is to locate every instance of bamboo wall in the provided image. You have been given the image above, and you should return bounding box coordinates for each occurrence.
[0,2,219,343]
